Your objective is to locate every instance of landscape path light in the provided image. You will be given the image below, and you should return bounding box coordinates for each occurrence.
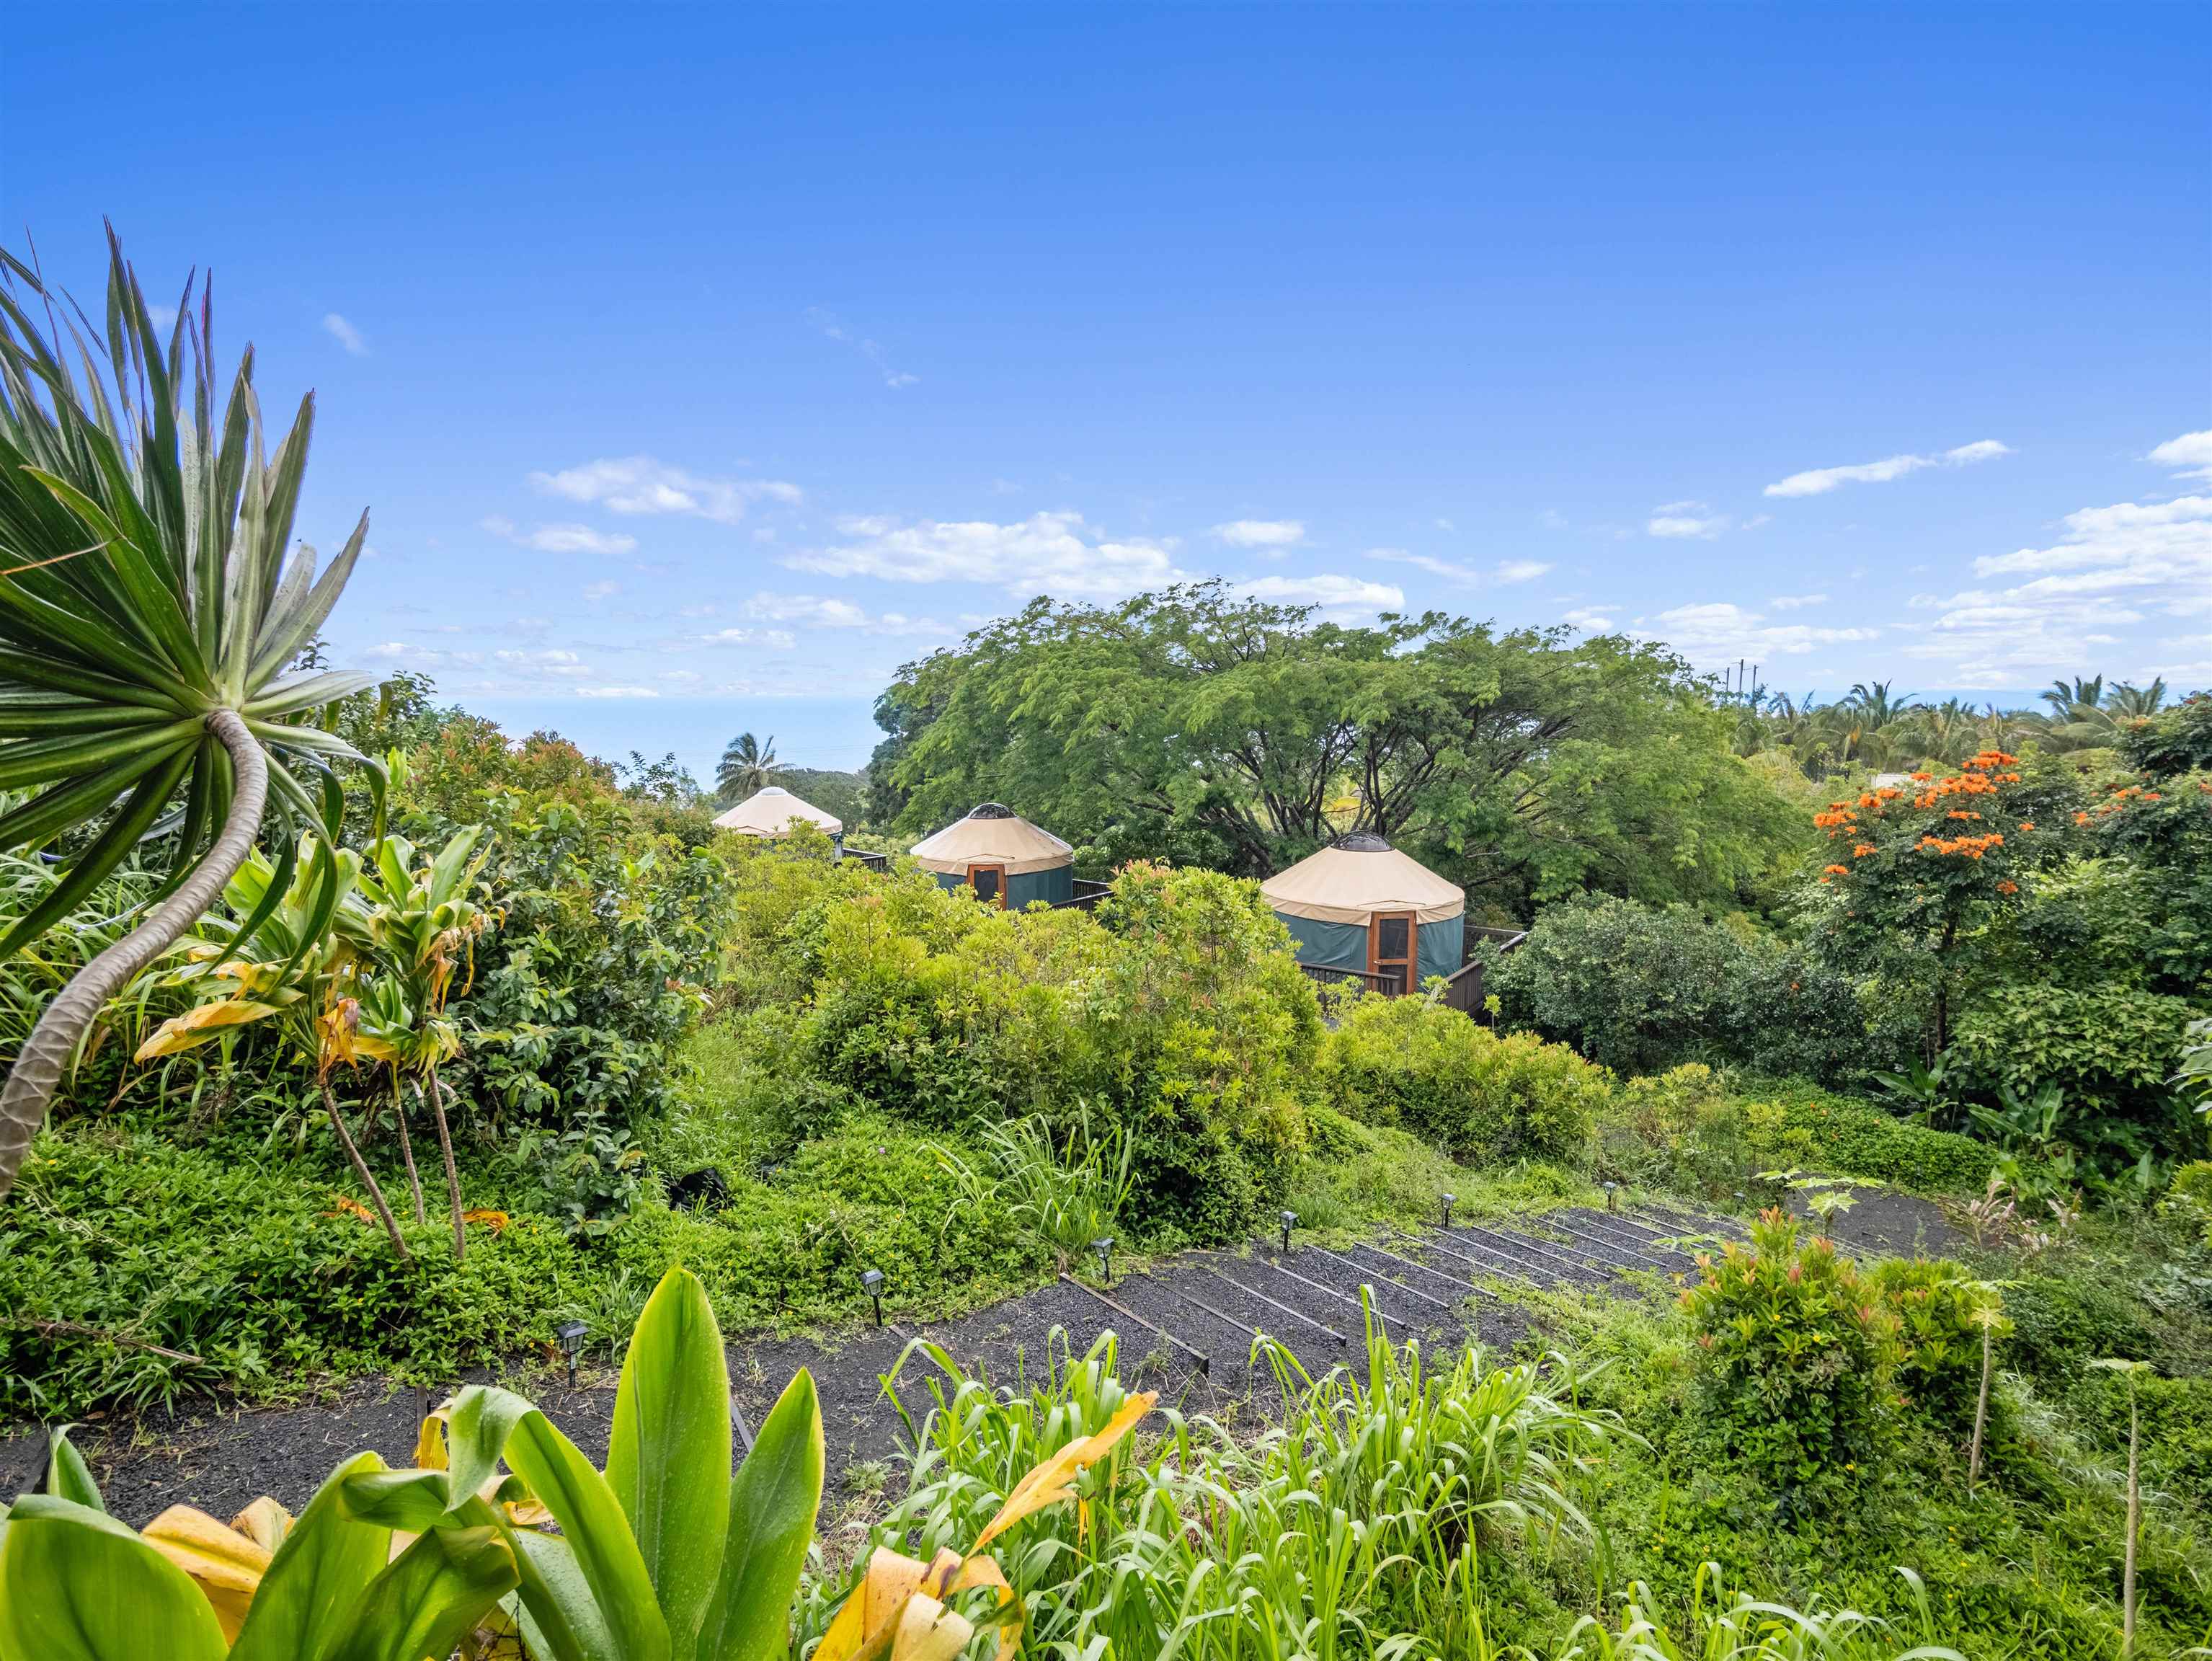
[556,1319,587,1390]
[1440,1193,1455,1230]
[1279,1209,1298,1254]
[862,1267,885,1326]
[1603,1180,1619,1214]
[1092,1236,1114,1286]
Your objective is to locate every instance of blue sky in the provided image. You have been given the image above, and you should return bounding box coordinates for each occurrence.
[10,5,2209,774]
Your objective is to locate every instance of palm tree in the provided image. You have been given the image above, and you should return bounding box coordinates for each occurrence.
[2106,678,2168,719]
[0,230,378,1197]
[1845,679,1922,730]
[716,730,779,802]
[2043,676,2105,719]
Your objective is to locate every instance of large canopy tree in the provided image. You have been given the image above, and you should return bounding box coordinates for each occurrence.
[867,582,1803,918]
[0,229,378,1195]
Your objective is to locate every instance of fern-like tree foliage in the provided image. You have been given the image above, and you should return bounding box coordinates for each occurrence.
[0,228,379,1195]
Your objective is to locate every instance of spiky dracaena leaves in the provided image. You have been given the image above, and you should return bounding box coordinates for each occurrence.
[0,227,380,1195]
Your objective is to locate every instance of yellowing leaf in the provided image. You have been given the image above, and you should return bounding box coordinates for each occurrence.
[892,1593,974,1661]
[971,1391,1154,1553]
[817,1546,964,1661]
[143,1504,272,1641]
[228,1497,293,1555]
[135,1000,286,1060]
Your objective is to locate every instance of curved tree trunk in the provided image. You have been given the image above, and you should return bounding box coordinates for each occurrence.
[0,709,267,1199]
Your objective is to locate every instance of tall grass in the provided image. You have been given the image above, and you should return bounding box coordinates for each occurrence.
[936,1104,1135,1267]
[804,1302,1653,1657]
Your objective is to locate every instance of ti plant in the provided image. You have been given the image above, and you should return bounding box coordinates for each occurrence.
[0,229,380,1196]
[136,836,412,1258]
[342,827,494,1259]
[0,1427,521,1661]
[1760,1169,1881,1239]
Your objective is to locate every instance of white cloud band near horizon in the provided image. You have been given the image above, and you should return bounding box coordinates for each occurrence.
[531,456,801,523]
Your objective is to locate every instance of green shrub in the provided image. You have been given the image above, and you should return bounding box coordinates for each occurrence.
[2166,1160,2212,1248]
[1756,1089,1996,1192]
[1870,1257,2000,1443]
[1950,981,2200,1168]
[795,859,1319,1244]
[1682,1208,1895,1494]
[1322,994,1608,1163]
[2002,1275,2163,1386]
[1490,894,1747,1076]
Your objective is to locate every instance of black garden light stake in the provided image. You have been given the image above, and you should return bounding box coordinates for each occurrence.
[556,1319,588,1390]
[1279,1209,1298,1254]
[1440,1193,1455,1231]
[862,1267,885,1326]
[1603,1180,1619,1215]
[1092,1236,1115,1287]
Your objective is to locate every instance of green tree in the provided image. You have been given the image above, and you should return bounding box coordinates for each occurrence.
[0,232,378,1195]
[869,583,1802,917]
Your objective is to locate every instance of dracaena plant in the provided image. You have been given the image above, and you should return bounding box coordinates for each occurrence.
[136,836,414,1259]
[0,227,381,1197]
[340,826,494,1260]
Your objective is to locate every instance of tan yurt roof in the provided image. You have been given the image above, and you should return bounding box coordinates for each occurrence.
[909,802,1072,876]
[711,785,842,837]
[1260,834,1465,926]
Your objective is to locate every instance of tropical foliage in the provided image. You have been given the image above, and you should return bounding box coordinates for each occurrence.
[0,231,381,1194]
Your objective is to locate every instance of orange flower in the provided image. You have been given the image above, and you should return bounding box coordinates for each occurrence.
[1823,863,1850,875]
[1996,880,2018,895]
[1852,843,1877,857]
[2017,821,2034,832]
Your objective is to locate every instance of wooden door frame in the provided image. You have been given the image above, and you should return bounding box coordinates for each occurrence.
[1368,909,1416,995]
[969,863,1010,907]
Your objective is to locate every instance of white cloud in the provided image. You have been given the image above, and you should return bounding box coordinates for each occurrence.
[1643,602,1879,663]
[806,306,918,388]
[1901,491,2212,684]
[2149,429,2212,482]
[1365,549,1551,586]
[1214,519,1306,550]
[699,626,799,650]
[1435,517,1457,532]
[746,593,952,637]
[322,313,368,356]
[1562,607,1616,632]
[530,456,801,523]
[492,649,591,678]
[1769,593,1829,611]
[482,515,639,556]
[576,686,660,699]
[1764,439,2010,498]
[583,580,621,600]
[783,510,1181,600]
[1647,501,1731,539]
[1244,574,1405,614]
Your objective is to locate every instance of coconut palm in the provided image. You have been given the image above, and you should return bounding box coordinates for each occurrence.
[2106,678,2168,719]
[1844,679,1922,730]
[715,730,779,802]
[0,230,378,1196]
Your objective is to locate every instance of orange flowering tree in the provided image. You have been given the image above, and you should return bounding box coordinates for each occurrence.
[1810,751,2076,1059]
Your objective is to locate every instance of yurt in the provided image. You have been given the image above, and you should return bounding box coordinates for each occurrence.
[711,785,843,840]
[1260,833,1465,995]
[909,802,1075,908]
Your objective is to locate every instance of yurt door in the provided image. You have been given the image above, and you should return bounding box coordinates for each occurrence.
[969,864,1008,906]
[1369,911,1415,995]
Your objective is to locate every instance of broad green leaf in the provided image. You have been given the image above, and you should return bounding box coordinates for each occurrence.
[0,1495,226,1661]
[337,1467,453,1534]
[695,1370,823,1661]
[320,1523,517,1661]
[608,1267,731,1660]
[228,1450,394,1661]
[494,1392,670,1661]
[44,1428,102,1512]
[508,1527,621,1661]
